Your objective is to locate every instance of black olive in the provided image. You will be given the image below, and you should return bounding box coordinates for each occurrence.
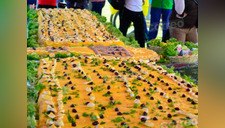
[161,80,164,83]
[154,87,157,90]
[72,109,77,113]
[64,73,67,76]
[72,122,76,127]
[92,121,99,126]
[93,70,96,72]
[110,97,114,100]
[107,91,111,94]
[115,107,119,111]
[64,84,68,87]
[168,99,173,103]
[195,92,198,95]
[84,59,88,63]
[143,112,148,116]
[136,96,141,99]
[121,122,126,125]
[166,83,169,86]
[141,117,147,122]
[175,107,180,111]
[150,97,154,100]
[182,94,186,97]
[181,80,185,83]
[97,73,100,76]
[71,86,75,90]
[187,98,191,101]
[187,84,192,88]
[153,117,158,120]
[107,85,111,89]
[103,80,106,83]
[173,91,177,94]
[158,106,163,110]
[186,88,190,92]
[72,64,77,67]
[64,66,68,70]
[83,76,87,79]
[67,77,70,80]
[167,114,172,118]
[160,92,164,96]
[117,112,123,115]
[84,102,89,105]
[140,104,146,108]
[68,96,72,100]
[88,82,94,85]
[168,87,172,90]
[68,81,72,84]
[101,107,106,110]
[143,88,146,92]
[47,111,55,114]
[75,114,79,119]
[172,120,177,125]
[100,114,104,119]
[157,77,160,81]
[192,101,197,105]
[70,104,75,107]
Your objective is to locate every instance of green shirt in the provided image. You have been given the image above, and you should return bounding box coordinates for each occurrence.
[151,0,173,9]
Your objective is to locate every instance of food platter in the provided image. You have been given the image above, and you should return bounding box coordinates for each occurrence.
[27,8,198,128]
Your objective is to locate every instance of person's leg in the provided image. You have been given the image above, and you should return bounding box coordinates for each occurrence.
[91,2,98,13]
[148,7,162,41]
[186,26,198,43]
[169,27,187,44]
[133,12,146,47]
[119,8,132,36]
[143,17,149,41]
[99,1,106,15]
[162,9,172,39]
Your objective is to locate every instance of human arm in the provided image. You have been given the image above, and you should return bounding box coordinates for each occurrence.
[174,0,185,15]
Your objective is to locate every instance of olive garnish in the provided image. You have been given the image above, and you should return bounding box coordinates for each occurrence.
[110,97,114,100]
[100,114,104,119]
[173,91,177,94]
[181,94,186,97]
[158,106,163,110]
[143,112,148,116]
[167,114,172,118]
[68,96,72,100]
[75,114,79,119]
[71,86,75,90]
[117,112,123,115]
[150,97,154,100]
[153,117,158,120]
[167,99,173,103]
[72,109,77,113]
[168,87,172,90]
[140,103,146,108]
[70,104,75,107]
[115,107,119,111]
[141,117,147,122]
[107,85,111,89]
[72,122,76,127]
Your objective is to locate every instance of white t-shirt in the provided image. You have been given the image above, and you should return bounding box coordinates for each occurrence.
[125,0,143,12]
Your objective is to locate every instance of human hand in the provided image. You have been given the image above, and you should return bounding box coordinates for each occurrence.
[176,12,187,19]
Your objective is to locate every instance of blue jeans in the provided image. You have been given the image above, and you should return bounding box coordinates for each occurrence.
[148,7,172,41]
[91,1,105,15]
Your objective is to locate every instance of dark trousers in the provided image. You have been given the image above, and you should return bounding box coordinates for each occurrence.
[148,7,172,41]
[37,5,57,9]
[91,1,105,15]
[119,7,145,47]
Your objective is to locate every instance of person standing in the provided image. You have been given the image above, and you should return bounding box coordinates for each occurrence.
[148,0,173,41]
[91,0,105,15]
[119,0,146,48]
[169,0,198,43]
[66,0,89,9]
[37,0,57,8]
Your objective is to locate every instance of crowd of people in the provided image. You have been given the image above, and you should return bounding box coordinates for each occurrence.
[27,0,198,48]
